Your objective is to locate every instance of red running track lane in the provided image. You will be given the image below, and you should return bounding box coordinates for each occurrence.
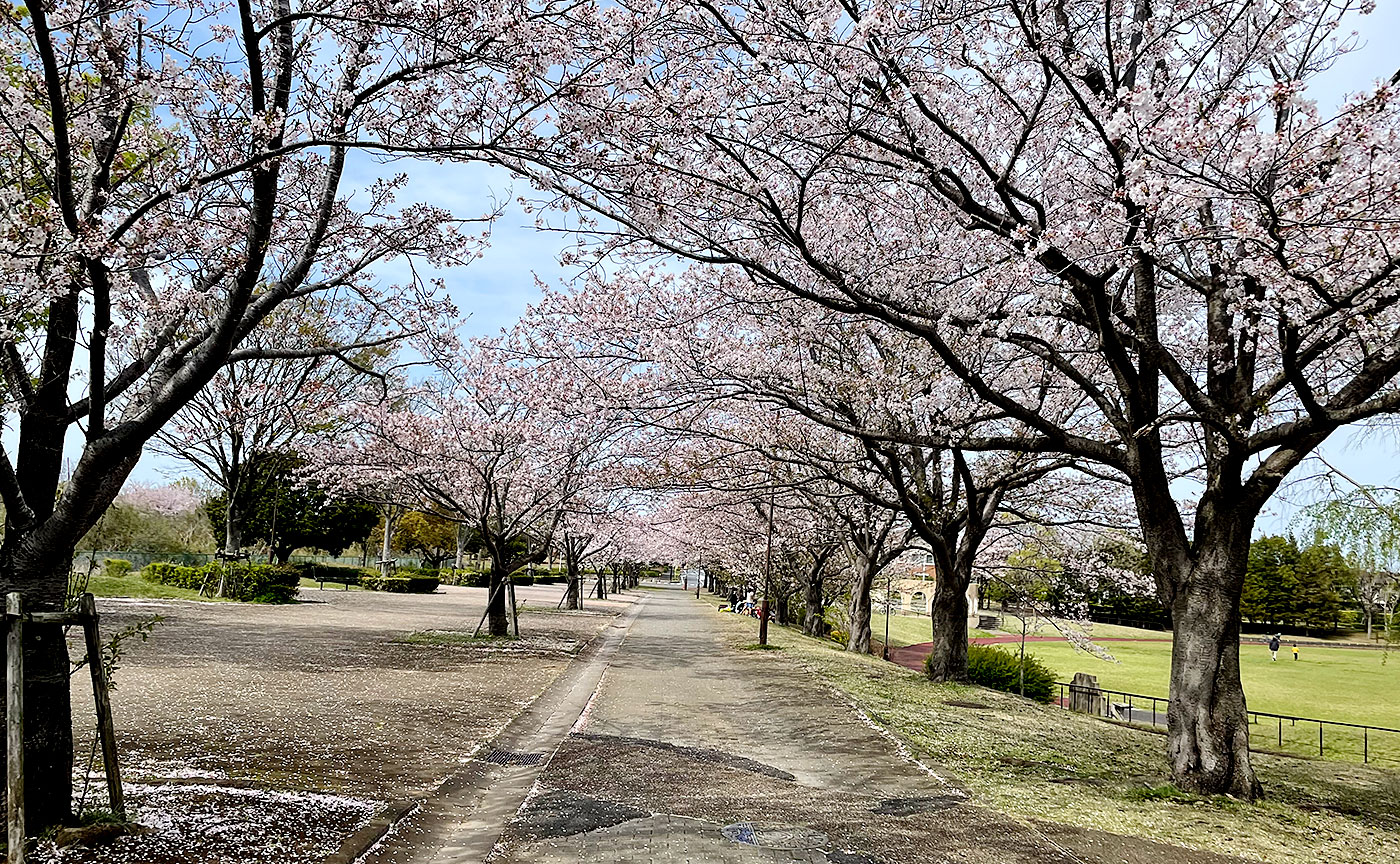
[887,635,1171,673]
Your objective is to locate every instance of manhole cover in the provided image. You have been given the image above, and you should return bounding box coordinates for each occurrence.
[721,823,828,850]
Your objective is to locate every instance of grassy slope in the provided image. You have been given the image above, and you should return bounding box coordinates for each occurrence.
[704,603,1400,864]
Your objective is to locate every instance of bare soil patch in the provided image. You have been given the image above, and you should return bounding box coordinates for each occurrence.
[48,584,633,863]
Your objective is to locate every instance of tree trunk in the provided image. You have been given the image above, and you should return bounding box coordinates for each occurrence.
[379,507,400,577]
[924,566,970,682]
[564,558,582,610]
[1166,549,1261,799]
[486,554,511,637]
[0,552,75,831]
[223,495,243,555]
[454,524,469,569]
[847,556,876,654]
[802,569,825,637]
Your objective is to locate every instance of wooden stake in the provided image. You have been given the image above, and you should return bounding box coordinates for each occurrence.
[6,592,24,864]
[79,594,125,820]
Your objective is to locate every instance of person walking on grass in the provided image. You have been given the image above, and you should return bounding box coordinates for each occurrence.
[1292,642,1300,661]
[1269,633,1281,661]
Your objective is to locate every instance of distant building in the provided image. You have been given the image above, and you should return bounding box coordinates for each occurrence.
[874,547,979,630]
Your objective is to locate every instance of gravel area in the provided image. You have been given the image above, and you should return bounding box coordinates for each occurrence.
[49,584,633,863]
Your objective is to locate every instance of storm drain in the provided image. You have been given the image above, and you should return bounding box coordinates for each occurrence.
[481,748,548,767]
[721,823,828,850]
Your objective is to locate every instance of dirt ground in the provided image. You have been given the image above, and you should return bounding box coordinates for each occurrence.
[42,583,633,864]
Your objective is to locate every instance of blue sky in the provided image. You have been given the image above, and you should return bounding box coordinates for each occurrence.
[126,5,1400,536]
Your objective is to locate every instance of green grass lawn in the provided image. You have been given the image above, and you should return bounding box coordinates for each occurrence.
[81,573,219,602]
[874,612,996,647]
[1001,627,1400,763]
[705,602,1400,864]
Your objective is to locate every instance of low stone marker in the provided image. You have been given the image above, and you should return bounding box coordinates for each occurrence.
[1068,672,1105,716]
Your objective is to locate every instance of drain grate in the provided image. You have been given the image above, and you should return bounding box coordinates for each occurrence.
[481,748,548,766]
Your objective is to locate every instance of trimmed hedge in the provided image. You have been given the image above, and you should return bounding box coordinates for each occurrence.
[292,562,368,586]
[930,643,1056,703]
[438,569,488,587]
[142,561,299,603]
[102,558,133,578]
[360,575,440,593]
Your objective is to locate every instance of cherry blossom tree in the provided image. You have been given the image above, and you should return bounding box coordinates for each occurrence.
[153,312,395,557]
[0,0,597,826]
[522,276,1104,676]
[509,0,1400,798]
[319,338,628,634]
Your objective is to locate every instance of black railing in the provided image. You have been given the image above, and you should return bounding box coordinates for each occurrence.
[1054,681,1400,766]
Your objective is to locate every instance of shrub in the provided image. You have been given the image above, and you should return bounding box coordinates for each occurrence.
[512,574,535,586]
[438,569,488,587]
[531,573,562,585]
[102,559,133,578]
[360,575,440,594]
[931,643,1056,703]
[142,561,299,603]
[141,562,202,589]
[294,563,366,586]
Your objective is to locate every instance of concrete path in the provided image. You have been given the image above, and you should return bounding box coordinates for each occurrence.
[372,585,1246,864]
[358,594,647,864]
[489,586,1248,864]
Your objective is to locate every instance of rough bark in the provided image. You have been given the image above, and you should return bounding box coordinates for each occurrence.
[379,506,401,577]
[486,553,511,637]
[802,568,825,637]
[563,557,582,610]
[1161,527,1261,799]
[924,565,971,683]
[223,495,243,556]
[846,556,876,654]
[0,556,75,830]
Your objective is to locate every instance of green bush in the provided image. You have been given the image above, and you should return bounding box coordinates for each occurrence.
[141,562,202,589]
[360,575,440,593]
[531,573,562,584]
[102,558,134,578]
[141,561,299,603]
[293,563,366,586]
[932,643,1056,703]
[512,573,535,586]
[439,569,488,587]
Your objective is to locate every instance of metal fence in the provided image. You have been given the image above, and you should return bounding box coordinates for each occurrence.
[1054,681,1400,766]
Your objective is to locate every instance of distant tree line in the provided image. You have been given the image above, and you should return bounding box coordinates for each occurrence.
[1243,536,1348,634]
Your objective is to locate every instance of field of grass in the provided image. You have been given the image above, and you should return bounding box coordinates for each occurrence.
[873,611,997,647]
[708,604,1400,864]
[983,620,1400,764]
[81,573,221,602]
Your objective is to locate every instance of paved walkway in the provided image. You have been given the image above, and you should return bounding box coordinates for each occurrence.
[487,586,1243,864]
[368,585,1245,864]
